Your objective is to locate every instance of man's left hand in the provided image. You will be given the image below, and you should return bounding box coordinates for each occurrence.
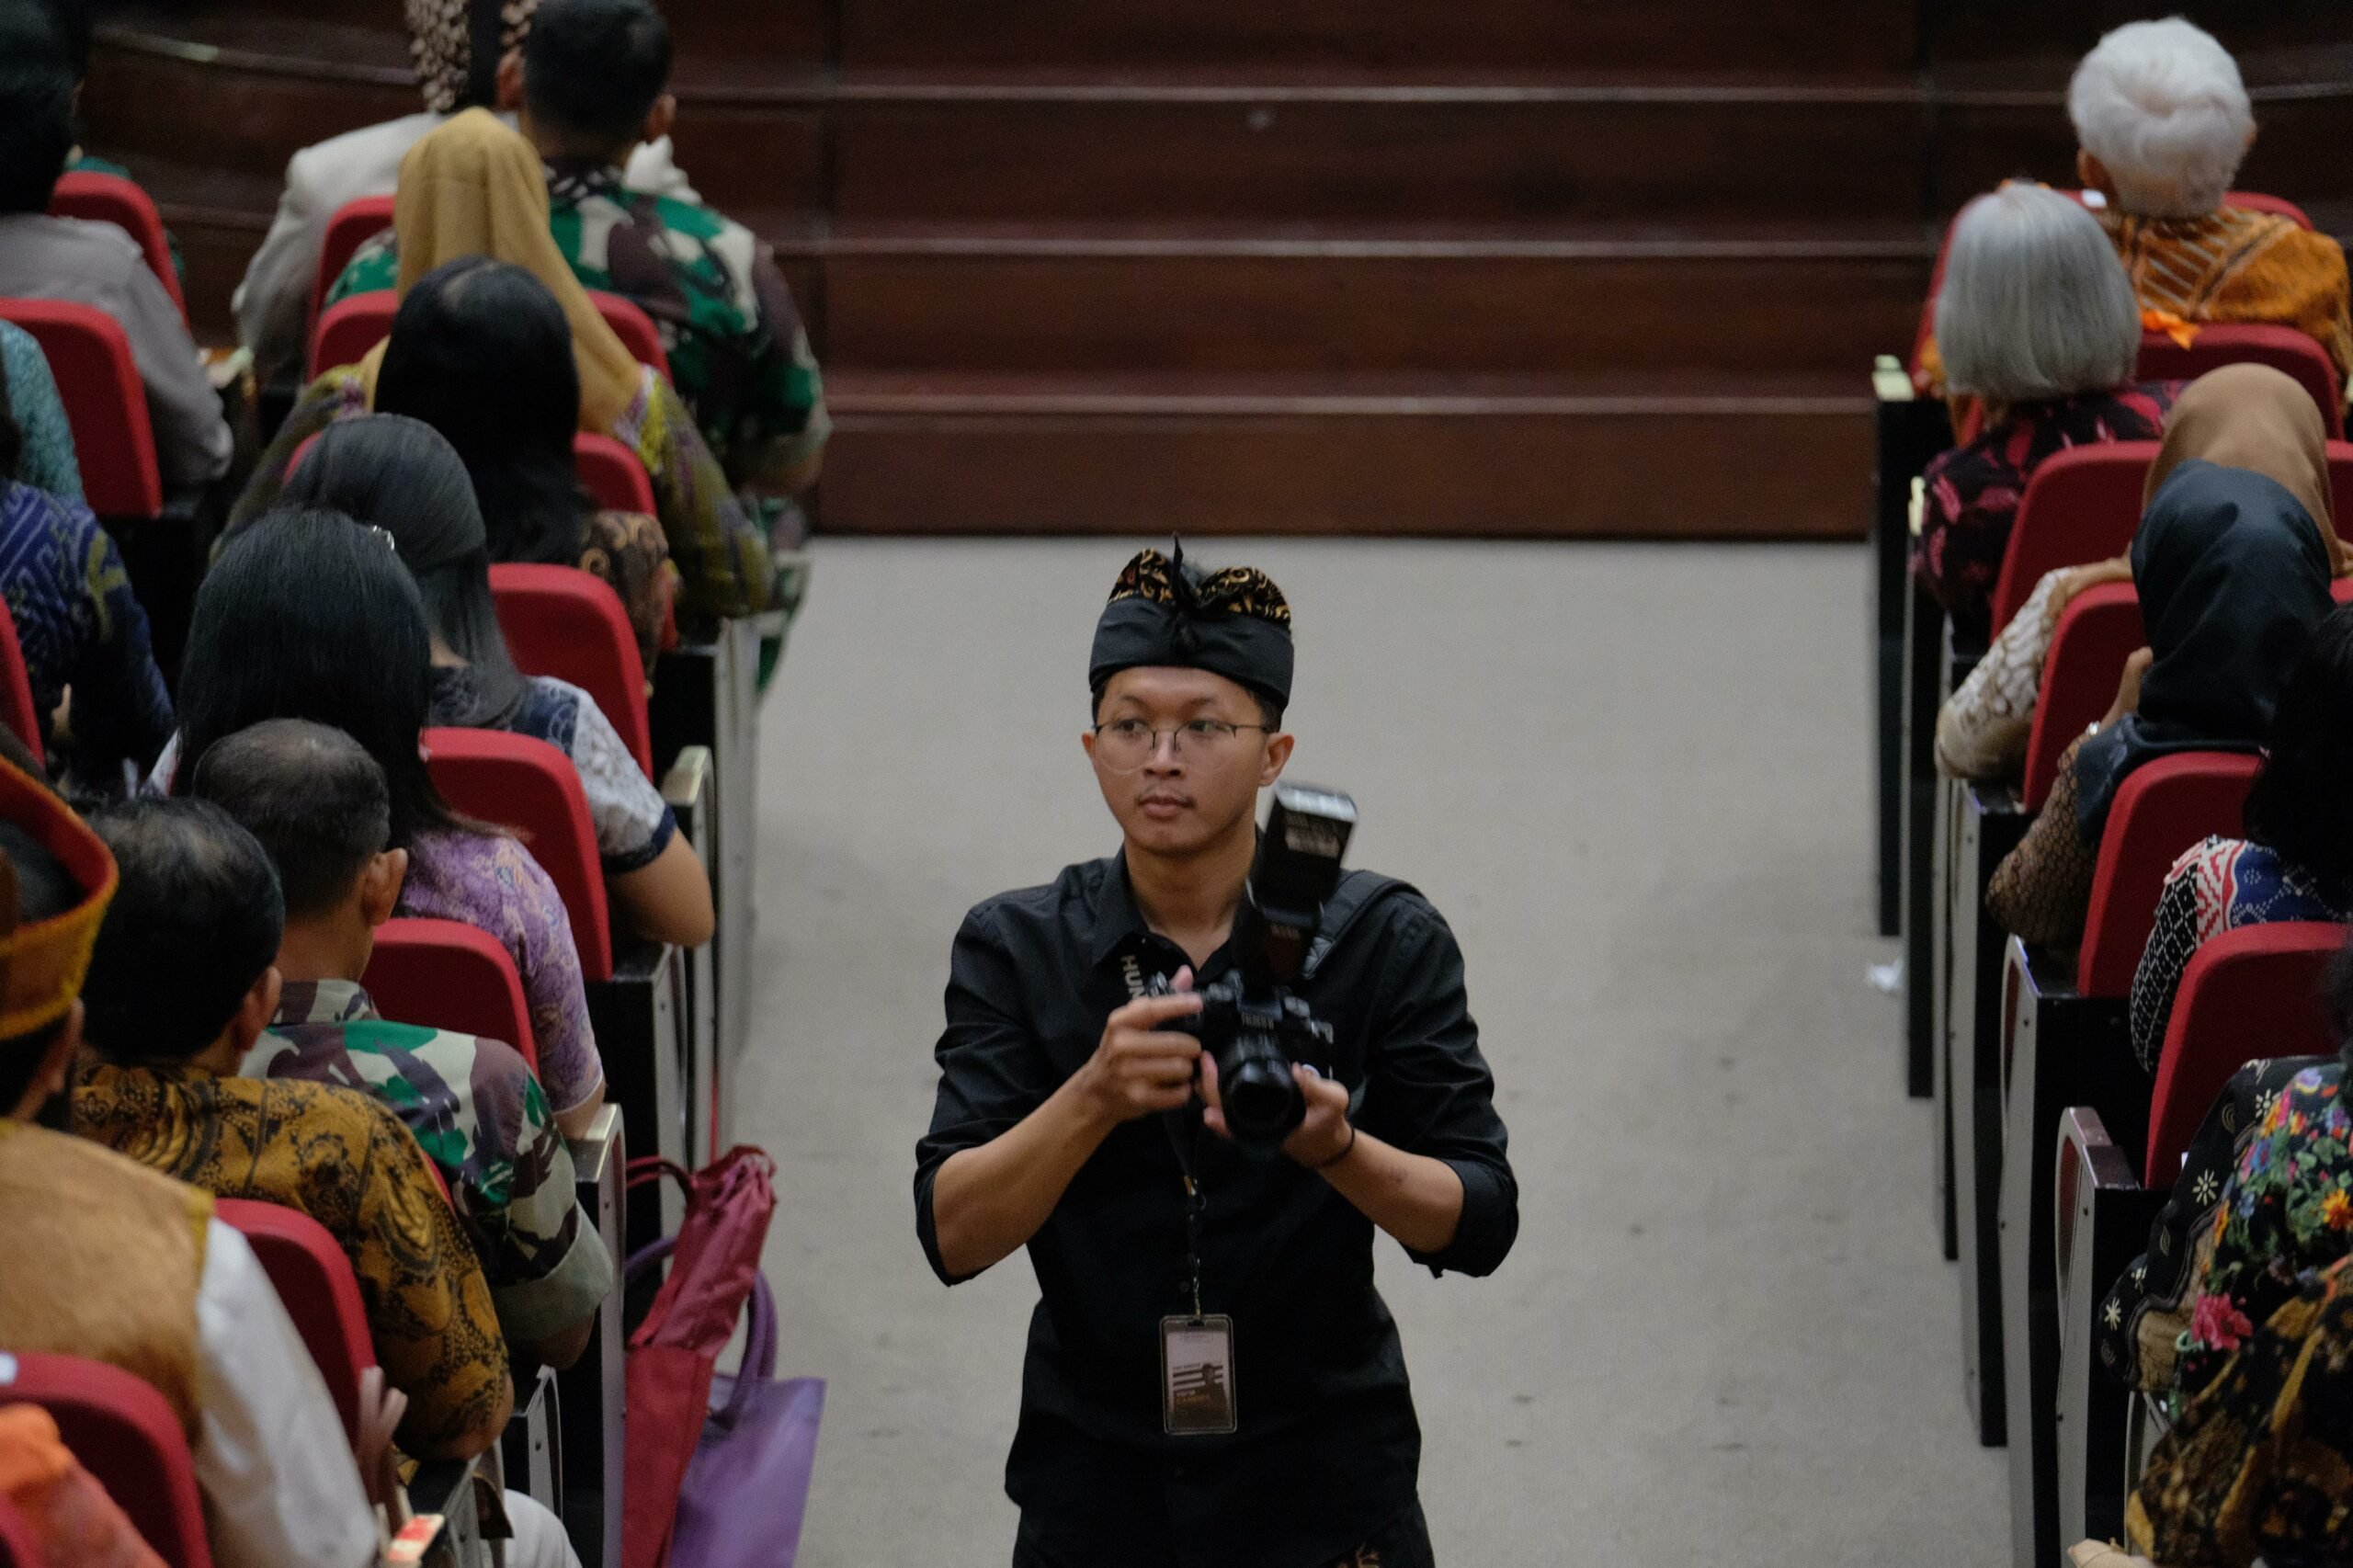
[1199,1054,1354,1170]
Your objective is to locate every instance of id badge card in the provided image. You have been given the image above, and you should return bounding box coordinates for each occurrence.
[1161,1314,1238,1436]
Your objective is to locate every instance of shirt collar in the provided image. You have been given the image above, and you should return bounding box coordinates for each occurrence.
[1086,849,1153,967]
[542,158,627,203]
[271,978,378,1028]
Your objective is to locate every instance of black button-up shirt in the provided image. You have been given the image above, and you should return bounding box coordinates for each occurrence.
[915,850,1518,1568]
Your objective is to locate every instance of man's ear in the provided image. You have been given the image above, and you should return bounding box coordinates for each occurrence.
[641,93,676,147]
[495,49,526,113]
[1259,732,1295,787]
[358,848,408,930]
[231,967,284,1054]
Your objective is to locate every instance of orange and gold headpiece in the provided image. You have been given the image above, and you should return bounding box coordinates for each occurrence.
[0,756,116,1040]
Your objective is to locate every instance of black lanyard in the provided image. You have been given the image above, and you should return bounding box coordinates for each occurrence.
[1121,949,1211,1320]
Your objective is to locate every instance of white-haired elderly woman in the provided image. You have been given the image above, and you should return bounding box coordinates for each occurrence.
[1914,184,2176,653]
[2071,17,2350,390]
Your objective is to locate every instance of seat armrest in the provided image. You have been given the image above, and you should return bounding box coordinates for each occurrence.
[2055,1107,2165,1547]
[661,745,712,857]
[404,1454,489,1568]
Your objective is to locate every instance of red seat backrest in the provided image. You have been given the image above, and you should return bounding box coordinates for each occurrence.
[0,1491,42,1568]
[308,197,396,346]
[423,728,612,981]
[2075,752,2261,994]
[308,293,393,380]
[48,172,185,325]
[0,1353,210,1568]
[0,599,43,767]
[0,300,161,519]
[1989,444,2159,635]
[2019,584,2144,812]
[574,431,656,517]
[588,291,668,380]
[2135,323,2344,440]
[1912,188,2315,377]
[487,563,653,777]
[208,1199,374,1446]
[2143,920,2344,1186]
[363,916,538,1074]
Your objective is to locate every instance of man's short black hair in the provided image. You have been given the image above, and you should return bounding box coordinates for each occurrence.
[83,799,285,1064]
[191,720,392,922]
[0,57,74,215]
[521,0,671,149]
[0,818,79,1109]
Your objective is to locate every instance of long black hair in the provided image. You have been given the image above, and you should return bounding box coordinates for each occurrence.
[2245,606,2353,883]
[175,508,471,848]
[374,256,590,568]
[279,415,530,727]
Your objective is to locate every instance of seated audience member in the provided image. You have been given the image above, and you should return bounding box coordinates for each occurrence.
[2072,17,2351,393]
[509,0,825,501]
[233,0,695,388]
[1938,363,2346,781]
[0,59,230,489]
[170,509,607,1132]
[0,321,172,778]
[0,318,80,500]
[281,415,710,944]
[0,753,378,1568]
[2128,1253,2353,1566]
[239,109,779,625]
[1985,432,2333,948]
[1913,183,2176,647]
[2131,608,2353,1068]
[70,794,514,1460]
[231,259,673,668]
[191,718,615,1366]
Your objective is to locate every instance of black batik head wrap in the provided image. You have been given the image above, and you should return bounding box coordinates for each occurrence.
[1088,542,1294,708]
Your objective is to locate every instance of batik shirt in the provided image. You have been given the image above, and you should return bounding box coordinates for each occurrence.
[0,320,82,501]
[71,1062,511,1456]
[0,480,174,774]
[1912,384,2177,646]
[2174,1061,2353,1412]
[329,160,831,489]
[428,667,676,874]
[2101,206,2353,396]
[399,828,604,1119]
[248,978,613,1342]
[2131,838,2353,1071]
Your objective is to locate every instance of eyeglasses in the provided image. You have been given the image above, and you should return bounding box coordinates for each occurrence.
[1091,717,1269,771]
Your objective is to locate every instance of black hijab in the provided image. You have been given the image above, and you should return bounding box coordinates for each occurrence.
[2074,459,2334,837]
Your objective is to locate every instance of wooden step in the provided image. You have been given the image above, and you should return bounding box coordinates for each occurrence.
[813,370,1870,537]
[787,222,1930,379]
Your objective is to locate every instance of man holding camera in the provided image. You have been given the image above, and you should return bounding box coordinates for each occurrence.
[915,546,1518,1568]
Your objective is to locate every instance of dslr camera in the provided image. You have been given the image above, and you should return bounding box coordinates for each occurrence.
[1153,783,1358,1148]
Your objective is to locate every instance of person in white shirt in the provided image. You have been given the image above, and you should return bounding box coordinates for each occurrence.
[234,0,695,387]
[0,57,231,490]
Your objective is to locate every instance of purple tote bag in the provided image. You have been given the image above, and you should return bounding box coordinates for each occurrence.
[665,1267,824,1568]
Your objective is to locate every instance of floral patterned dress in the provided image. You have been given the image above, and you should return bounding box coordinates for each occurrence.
[2175,1061,2353,1412]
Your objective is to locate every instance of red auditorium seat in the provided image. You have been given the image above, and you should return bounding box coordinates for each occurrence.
[309,196,395,347]
[423,728,611,981]
[574,431,658,517]
[0,300,161,519]
[210,1199,375,1446]
[2054,921,2344,1552]
[311,287,670,382]
[2018,584,2144,812]
[363,917,540,1074]
[489,563,654,777]
[0,1354,210,1568]
[48,172,185,325]
[1995,751,2260,1568]
[0,1492,41,1568]
[0,599,44,767]
[2135,323,2344,439]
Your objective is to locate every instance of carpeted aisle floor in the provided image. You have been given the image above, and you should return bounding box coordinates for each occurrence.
[730,538,2007,1566]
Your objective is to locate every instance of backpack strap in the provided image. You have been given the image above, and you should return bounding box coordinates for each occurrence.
[1302,870,1416,981]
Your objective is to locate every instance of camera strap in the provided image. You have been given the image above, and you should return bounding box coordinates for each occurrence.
[1119,951,1212,1319]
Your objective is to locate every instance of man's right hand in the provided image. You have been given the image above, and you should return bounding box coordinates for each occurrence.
[1075,969,1205,1125]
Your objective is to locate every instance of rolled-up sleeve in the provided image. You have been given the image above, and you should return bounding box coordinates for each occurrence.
[913,910,1058,1285]
[1360,906,1518,1278]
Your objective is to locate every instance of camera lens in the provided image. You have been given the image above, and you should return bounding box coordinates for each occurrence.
[1220,1051,1303,1145]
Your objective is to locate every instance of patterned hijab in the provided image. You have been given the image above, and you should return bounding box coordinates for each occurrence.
[408,0,541,115]
[2145,363,2346,575]
[354,109,642,434]
[1089,543,1294,707]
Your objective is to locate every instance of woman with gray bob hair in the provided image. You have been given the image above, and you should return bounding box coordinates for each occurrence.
[1936,183,2141,407]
